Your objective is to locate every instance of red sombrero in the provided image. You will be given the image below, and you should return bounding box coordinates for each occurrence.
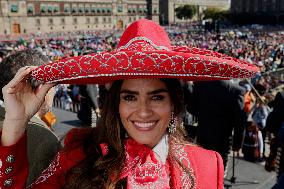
[31,19,259,84]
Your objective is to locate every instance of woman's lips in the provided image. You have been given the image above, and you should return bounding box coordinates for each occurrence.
[132,121,157,131]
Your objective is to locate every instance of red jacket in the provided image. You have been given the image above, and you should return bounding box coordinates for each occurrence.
[0,129,224,189]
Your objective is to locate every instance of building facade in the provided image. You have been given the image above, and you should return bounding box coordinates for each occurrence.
[0,0,159,35]
[159,0,230,25]
[231,0,284,24]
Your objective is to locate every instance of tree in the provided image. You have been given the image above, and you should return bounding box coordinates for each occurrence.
[203,8,229,21]
[175,5,197,20]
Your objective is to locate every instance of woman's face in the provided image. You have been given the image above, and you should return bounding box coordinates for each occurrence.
[119,79,173,148]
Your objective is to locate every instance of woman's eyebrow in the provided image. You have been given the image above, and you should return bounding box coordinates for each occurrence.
[147,89,168,95]
[120,89,139,95]
[120,89,168,95]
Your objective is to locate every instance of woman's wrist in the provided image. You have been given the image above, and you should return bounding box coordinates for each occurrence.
[1,118,28,146]
[3,117,28,132]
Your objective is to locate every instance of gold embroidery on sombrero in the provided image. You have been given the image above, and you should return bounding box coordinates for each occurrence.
[172,46,254,67]
[117,37,170,52]
[31,51,257,83]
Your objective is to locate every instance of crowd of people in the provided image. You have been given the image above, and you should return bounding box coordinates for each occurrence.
[0,20,283,188]
[1,25,283,88]
[0,30,120,63]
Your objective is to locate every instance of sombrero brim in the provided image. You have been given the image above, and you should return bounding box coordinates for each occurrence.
[31,46,259,84]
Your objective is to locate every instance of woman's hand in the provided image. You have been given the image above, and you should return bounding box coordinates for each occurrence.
[1,66,56,146]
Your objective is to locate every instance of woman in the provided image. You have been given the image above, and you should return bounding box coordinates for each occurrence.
[0,19,258,188]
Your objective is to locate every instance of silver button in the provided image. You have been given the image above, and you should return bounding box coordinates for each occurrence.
[4,178,13,187]
[6,155,15,163]
[5,167,13,174]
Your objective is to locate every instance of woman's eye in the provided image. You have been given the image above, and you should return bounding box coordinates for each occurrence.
[151,95,165,101]
[122,95,136,101]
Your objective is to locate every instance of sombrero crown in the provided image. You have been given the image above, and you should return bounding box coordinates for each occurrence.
[116,18,172,51]
[31,19,259,84]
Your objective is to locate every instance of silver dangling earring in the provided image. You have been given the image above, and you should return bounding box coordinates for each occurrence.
[91,107,96,128]
[168,112,177,134]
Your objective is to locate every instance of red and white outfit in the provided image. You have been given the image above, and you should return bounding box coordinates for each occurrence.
[1,18,255,189]
[0,129,224,189]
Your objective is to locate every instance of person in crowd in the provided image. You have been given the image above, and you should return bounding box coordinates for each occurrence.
[266,91,284,135]
[254,77,269,96]
[0,49,61,186]
[0,19,258,188]
[77,84,100,127]
[56,84,72,110]
[252,98,270,160]
[265,91,284,176]
[243,84,256,116]
[71,85,80,112]
[186,80,247,173]
[242,121,263,162]
[182,81,197,140]
[86,85,100,116]
[275,122,284,179]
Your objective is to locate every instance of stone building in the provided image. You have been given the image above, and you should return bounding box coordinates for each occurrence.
[230,0,284,24]
[0,0,159,35]
[159,0,230,25]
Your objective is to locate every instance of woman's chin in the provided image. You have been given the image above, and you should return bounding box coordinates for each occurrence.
[132,136,160,148]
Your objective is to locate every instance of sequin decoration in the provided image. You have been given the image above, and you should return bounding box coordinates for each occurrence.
[171,144,196,189]
[117,37,170,51]
[0,159,2,178]
[27,153,62,188]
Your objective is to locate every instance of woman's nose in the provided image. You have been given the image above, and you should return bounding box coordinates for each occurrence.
[137,100,153,118]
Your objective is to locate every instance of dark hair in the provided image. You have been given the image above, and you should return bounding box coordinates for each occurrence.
[65,78,185,188]
[0,49,49,100]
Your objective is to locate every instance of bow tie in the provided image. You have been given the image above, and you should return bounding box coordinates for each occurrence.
[120,138,171,189]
